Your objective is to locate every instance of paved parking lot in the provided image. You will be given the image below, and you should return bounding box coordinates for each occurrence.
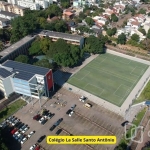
[12,87,124,150]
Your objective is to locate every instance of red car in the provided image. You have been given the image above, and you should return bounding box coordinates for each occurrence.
[33,114,41,121]
[11,128,17,135]
[35,146,40,150]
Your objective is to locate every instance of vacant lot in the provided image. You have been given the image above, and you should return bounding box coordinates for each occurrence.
[68,53,148,106]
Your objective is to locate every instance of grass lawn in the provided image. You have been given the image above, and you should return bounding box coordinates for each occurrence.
[0,99,26,123]
[68,53,148,107]
[133,81,150,105]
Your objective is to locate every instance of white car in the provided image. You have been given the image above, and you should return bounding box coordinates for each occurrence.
[13,131,19,137]
[22,127,29,133]
[21,137,27,144]
[29,144,36,150]
[69,111,74,117]
[39,117,45,123]
[79,96,86,102]
[27,131,35,138]
[15,133,22,140]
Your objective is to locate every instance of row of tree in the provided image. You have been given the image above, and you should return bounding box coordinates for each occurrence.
[15,36,105,68]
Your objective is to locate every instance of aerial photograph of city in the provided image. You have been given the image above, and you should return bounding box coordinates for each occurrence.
[0,0,150,150]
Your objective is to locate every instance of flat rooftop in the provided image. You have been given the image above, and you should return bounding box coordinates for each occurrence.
[39,30,83,42]
[0,10,18,17]
[0,17,9,22]
[0,35,36,58]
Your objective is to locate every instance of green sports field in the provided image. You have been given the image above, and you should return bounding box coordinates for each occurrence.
[68,53,149,107]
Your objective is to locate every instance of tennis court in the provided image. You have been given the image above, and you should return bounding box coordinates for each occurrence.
[68,53,149,107]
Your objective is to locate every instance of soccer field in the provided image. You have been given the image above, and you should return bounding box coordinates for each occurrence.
[68,53,149,107]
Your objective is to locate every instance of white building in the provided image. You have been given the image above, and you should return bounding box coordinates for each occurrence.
[7,0,53,10]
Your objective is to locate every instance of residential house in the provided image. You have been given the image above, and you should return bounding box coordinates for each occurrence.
[0,10,18,20]
[62,10,74,20]
[0,1,26,16]
[8,0,53,10]
[114,2,125,13]
[143,23,150,33]
[93,16,107,27]
[0,17,10,28]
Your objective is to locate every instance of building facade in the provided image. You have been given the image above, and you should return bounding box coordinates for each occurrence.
[0,60,54,99]
[7,0,53,10]
[39,30,84,49]
[0,35,37,64]
[0,1,26,16]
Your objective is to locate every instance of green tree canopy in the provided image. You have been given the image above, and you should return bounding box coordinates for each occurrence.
[34,59,52,68]
[111,14,118,22]
[131,34,140,42]
[28,39,42,55]
[138,8,146,14]
[147,29,150,39]
[138,28,146,35]
[15,55,29,63]
[106,28,117,37]
[84,35,105,54]
[40,37,51,54]
[117,33,126,45]
[85,17,94,26]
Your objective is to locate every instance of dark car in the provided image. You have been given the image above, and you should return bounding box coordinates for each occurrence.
[48,113,55,119]
[18,123,24,129]
[56,129,62,135]
[41,119,47,125]
[121,121,129,127]
[54,118,63,126]
[15,122,21,127]
[66,109,72,115]
[49,125,56,131]
[18,135,25,143]
[37,135,46,143]
[33,114,41,121]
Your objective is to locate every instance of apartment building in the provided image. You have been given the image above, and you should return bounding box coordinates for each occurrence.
[0,35,37,64]
[0,60,54,99]
[7,0,53,10]
[0,1,26,16]
[39,30,84,49]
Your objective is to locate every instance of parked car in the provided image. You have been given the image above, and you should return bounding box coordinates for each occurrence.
[18,123,24,129]
[49,125,56,131]
[33,114,41,121]
[79,96,87,102]
[54,118,63,126]
[22,126,29,133]
[37,135,46,143]
[21,137,28,144]
[27,131,35,138]
[18,135,25,143]
[47,113,55,119]
[39,117,45,124]
[15,122,21,127]
[0,121,7,129]
[56,129,62,135]
[12,119,20,126]
[41,119,47,125]
[20,124,27,131]
[11,128,18,135]
[35,145,40,150]
[69,111,74,117]
[70,104,76,111]
[13,131,20,138]
[6,116,14,123]
[16,133,22,140]
[29,144,36,150]
[66,109,72,115]
[44,111,49,119]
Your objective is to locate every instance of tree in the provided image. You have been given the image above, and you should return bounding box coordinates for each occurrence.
[54,20,68,32]
[79,12,86,19]
[117,33,126,45]
[15,55,29,63]
[28,39,42,55]
[106,28,116,37]
[34,59,52,68]
[84,35,105,54]
[138,8,146,14]
[147,29,150,39]
[46,4,62,17]
[131,34,140,42]
[61,2,70,8]
[138,28,146,35]
[148,12,150,16]
[85,17,94,26]
[111,14,118,22]
[40,37,51,54]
